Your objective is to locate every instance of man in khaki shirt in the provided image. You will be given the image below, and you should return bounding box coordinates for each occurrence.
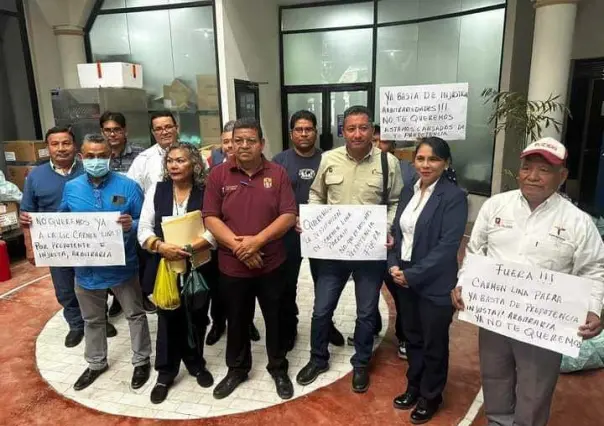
[296,105,403,393]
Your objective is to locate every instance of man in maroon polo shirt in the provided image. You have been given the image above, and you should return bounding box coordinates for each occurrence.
[203,117,297,401]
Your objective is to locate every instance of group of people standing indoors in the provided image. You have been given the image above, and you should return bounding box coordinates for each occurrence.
[19,102,604,426]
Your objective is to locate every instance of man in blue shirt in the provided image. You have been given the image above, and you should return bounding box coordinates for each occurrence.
[273,110,344,351]
[19,126,117,348]
[59,134,152,391]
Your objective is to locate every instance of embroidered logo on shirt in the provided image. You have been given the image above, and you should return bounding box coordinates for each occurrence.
[548,225,568,241]
[299,169,316,180]
[222,185,238,194]
[263,178,273,188]
[494,217,513,229]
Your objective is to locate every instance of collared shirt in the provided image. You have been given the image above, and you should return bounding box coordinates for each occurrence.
[463,189,604,313]
[399,179,438,261]
[110,143,145,174]
[59,172,144,290]
[127,143,211,194]
[202,157,297,278]
[127,144,166,194]
[138,182,217,252]
[21,162,84,213]
[308,146,403,228]
[50,159,77,176]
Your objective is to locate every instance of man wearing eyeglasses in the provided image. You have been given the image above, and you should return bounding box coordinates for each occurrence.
[100,111,144,174]
[203,117,297,401]
[127,111,180,194]
[272,110,345,352]
[297,105,403,393]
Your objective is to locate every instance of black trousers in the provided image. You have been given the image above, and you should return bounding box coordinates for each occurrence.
[280,231,304,344]
[221,263,288,376]
[155,299,210,384]
[205,255,226,329]
[397,286,454,401]
[383,273,405,343]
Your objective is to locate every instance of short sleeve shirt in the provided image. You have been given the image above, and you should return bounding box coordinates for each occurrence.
[202,157,297,277]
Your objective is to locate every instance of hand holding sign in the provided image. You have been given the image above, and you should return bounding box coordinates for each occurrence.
[457,254,593,357]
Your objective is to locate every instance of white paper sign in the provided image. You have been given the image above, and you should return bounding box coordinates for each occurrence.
[30,212,125,267]
[458,254,591,357]
[380,82,469,141]
[299,204,387,260]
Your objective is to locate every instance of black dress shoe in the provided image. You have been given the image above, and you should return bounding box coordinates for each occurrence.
[65,329,84,348]
[296,362,328,386]
[143,298,157,313]
[106,322,117,338]
[352,367,369,393]
[393,389,419,410]
[213,373,248,399]
[196,368,214,388]
[410,396,442,424]
[205,325,225,346]
[329,324,345,346]
[249,323,260,342]
[73,365,108,391]
[108,299,122,317]
[150,383,171,404]
[273,373,294,400]
[131,363,151,389]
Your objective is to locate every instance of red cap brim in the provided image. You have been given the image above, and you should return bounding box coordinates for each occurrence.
[520,149,564,166]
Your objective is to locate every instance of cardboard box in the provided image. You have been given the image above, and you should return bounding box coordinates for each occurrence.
[77,62,143,89]
[394,148,415,163]
[3,141,48,162]
[196,75,219,111]
[0,202,18,230]
[163,79,194,110]
[6,165,35,191]
[199,115,221,140]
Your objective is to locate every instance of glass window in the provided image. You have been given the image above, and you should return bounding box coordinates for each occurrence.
[90,5,219,146]
[283,29,373,85]
[0,0,16,12]
[377,0,505,23]
[102,0,200,10]
[375,9,505,194]
[281,2,373,31]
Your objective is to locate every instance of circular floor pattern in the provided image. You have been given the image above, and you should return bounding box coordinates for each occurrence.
[36,259,389,420]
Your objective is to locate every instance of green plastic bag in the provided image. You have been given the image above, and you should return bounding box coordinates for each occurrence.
[152,259,180,310]
[182,267,210,348]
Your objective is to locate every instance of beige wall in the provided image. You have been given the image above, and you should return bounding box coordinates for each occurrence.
[216,0,282,158]
[23,0,62,132]
[573,0,604,59]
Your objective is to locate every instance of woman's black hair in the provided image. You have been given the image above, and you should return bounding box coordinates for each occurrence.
[415,137,458,185]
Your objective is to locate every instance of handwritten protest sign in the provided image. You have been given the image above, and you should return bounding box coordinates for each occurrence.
[380,82,468,141]
[30,212,125,267]
[458,254,591,357]
[300,204,387,260]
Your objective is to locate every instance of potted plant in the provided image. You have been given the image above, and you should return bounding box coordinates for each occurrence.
[481,88,571,189]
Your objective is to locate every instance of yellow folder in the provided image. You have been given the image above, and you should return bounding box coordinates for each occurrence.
[161,210,210,273]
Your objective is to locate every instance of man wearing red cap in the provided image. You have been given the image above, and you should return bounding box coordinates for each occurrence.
[451,137,604,426]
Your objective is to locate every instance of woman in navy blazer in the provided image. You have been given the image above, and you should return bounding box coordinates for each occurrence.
[387,137,468,424]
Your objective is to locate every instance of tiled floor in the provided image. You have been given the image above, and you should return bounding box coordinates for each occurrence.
[36,259,390,420]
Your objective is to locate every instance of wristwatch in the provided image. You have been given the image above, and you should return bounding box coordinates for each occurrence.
[183,244,194,255]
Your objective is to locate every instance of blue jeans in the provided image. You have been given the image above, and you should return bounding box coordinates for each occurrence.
[49,266,84,331]
[310,259,385,368]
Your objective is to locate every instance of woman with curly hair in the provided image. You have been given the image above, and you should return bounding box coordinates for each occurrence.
[138,142,217,404]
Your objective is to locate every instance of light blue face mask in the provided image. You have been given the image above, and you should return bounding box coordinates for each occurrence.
[83,158,110,178]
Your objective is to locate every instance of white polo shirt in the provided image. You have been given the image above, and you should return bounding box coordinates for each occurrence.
[463,189,604,314]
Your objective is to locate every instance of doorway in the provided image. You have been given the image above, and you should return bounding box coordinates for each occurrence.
[282,83,371,151]
[566,58,604,215]
[234,79,260,121]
